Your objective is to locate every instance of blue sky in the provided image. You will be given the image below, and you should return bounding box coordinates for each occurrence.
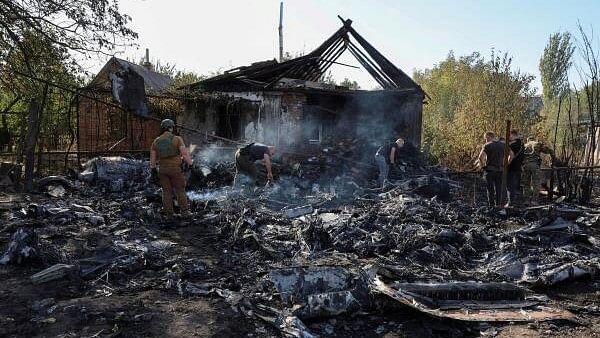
[111,0,600,91]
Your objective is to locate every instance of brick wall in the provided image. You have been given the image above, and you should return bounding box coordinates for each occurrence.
[77,94,160,152]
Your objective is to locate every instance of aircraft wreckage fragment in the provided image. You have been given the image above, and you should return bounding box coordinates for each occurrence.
[267,265,575,331]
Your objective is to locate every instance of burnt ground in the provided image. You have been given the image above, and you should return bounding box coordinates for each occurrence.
[1,174,600,338]
[0,219,257,338]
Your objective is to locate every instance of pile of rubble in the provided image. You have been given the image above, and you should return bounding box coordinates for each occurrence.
[1,155,600,337]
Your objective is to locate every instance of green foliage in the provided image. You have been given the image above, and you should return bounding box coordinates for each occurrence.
[281,51,305,62]
[173,71,206,87]
[148,59,207,87]
[339,78,360,90]
[537,32,576,159]
[415,50,535,169]
[539,32,575,102]
[0,32,82,153]
[0,0,136,72]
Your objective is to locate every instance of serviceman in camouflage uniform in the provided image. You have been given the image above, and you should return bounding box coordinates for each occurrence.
[522,136,554,205]
[150,119,193,219]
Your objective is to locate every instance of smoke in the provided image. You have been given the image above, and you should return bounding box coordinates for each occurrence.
[193,143,237,165]
[187,187,232,202]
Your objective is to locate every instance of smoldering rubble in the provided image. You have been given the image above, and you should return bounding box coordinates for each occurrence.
[1,152,600,337]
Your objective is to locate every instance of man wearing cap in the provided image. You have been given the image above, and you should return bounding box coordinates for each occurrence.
[150,119,193,219]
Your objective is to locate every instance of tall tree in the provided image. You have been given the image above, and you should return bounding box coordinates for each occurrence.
[538,32,575,158]
[415,51,534,169]
[0,0,137,73]
[539,32,575,102]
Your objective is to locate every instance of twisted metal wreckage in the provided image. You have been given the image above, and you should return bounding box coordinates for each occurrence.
[1,148,599,336]
[1,17,600,338]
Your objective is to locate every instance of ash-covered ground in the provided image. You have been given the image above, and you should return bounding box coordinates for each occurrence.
[1,155,600,338]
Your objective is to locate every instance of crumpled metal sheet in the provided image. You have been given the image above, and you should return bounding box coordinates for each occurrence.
[370,274,575,322]
[0,228,39,265]
[270,266,354,305]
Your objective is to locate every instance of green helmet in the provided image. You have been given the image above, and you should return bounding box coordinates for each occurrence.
[161,119,175,130]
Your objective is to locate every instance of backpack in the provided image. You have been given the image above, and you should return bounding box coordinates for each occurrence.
[155,134,179,159]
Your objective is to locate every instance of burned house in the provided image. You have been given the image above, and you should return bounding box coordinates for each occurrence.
[179,18,425,159]
[77,55,172,154]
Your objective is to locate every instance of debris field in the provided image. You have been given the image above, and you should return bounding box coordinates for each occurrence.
[1,155,600,338]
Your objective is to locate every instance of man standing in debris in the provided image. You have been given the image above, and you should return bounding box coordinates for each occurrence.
[476,132,505,206]
[522,136,554,205]
[234,143,276,187]
[375,138,405,187]
[150,119,193,219]
[506,130,524,207]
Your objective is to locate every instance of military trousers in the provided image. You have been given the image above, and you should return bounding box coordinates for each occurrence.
[522,162,541,204]
[158,165,189,215]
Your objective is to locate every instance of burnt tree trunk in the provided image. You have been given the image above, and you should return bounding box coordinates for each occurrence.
[23,99,42,192]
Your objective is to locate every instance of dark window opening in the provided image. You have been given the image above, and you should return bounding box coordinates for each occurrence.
[303,105,337,144]
[216,103,241,140]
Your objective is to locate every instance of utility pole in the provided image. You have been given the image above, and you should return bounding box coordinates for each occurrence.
[278,1,284,62]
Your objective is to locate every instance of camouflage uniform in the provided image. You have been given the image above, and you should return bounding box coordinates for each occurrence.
[522,140,553,204]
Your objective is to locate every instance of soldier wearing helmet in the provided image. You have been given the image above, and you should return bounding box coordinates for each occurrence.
[150,119,193,220]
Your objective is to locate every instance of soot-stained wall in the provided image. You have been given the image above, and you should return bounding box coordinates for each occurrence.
[179,89,423,154]
[179,91,307,150]
[347,90,423,147]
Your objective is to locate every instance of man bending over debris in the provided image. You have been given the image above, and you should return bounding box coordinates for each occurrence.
[522,135,554,205]
[150,119,193,219]
[234,143,276,187]
[375,138,405,187]
[477,131,504,207]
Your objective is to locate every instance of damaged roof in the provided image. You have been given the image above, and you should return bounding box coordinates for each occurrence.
[89,57,173,92]
[186,17,424,94]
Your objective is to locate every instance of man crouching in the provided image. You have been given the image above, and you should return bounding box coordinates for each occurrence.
[234,143,275,187]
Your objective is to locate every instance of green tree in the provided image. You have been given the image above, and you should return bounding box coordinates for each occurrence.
[539,32,575,101]
[143,59,207,87]
[0,0,136,73]
[415,50,534,168]
[0,32,82,157]
[339,78,360,90]
[537,32,576,157]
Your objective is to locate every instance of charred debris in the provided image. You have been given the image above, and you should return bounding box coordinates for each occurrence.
[1,17,600,338]
[1,150,600,337]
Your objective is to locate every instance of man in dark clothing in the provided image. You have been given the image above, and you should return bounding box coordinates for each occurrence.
[477,131,505,206]
[506,129,524,207]
[234,143,276,187]
[375,138,405,187]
